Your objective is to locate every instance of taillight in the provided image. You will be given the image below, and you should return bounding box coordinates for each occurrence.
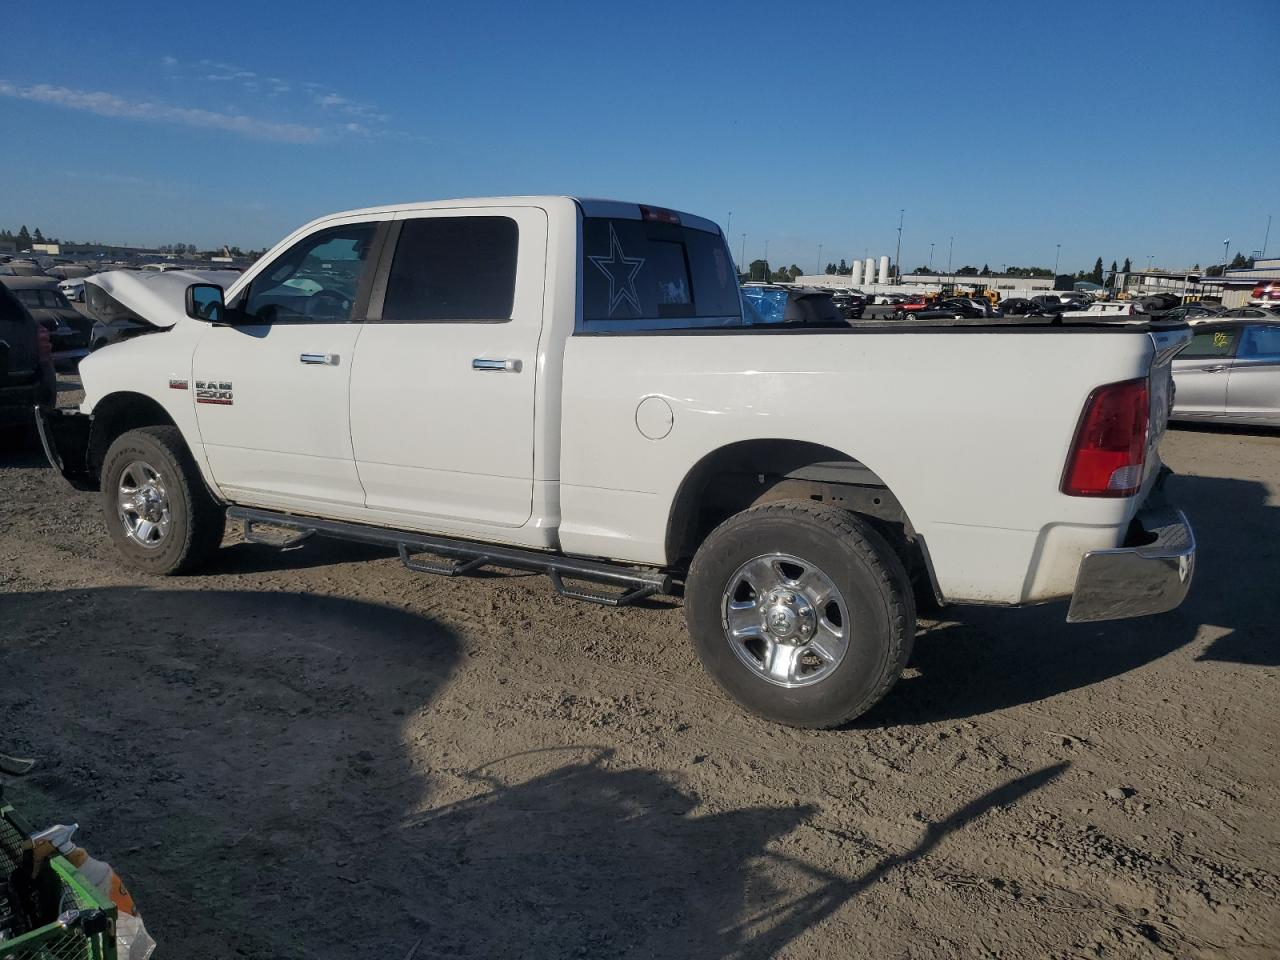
[36,324,52,364]
[1062,378,1149,497]
[639,204,681,225]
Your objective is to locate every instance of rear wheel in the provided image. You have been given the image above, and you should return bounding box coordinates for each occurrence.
[100,426,224,575]
[685,501,915,728]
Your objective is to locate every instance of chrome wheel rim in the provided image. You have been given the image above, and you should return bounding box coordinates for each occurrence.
[721,553,850,688]
[117,459,171,549]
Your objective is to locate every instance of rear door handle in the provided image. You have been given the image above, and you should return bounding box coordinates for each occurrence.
[300,353,339,365]
[472,358,522,372]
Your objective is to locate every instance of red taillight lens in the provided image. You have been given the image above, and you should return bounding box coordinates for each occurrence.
[36,324,52,364]
[1062,378,1149,497]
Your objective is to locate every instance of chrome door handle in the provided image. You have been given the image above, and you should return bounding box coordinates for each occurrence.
[1204,364,1228,373]
[300,353,339,365]
[472,358,521,372]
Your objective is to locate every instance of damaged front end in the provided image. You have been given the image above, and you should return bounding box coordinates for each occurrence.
[34,405,95,491]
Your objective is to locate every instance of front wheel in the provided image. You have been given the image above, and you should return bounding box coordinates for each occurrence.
[100,425,225,575]
[685,501,915,728]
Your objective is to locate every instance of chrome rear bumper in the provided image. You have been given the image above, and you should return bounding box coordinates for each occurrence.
[1067,506,1195,623]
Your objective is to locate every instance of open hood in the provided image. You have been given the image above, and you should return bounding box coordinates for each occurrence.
[84,269,242,328]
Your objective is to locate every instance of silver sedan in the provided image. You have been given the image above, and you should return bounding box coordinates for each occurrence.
[1172,316,1280,426]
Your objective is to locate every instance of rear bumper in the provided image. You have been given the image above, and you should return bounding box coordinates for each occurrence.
[1066,506,1195,623]
[34,405,96,490]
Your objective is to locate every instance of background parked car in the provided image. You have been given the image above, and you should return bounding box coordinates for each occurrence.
[0,281,55,433]
[830,289,867,319]
[0,277,94,368]
[1217,306,1280,321]
[1172,320,1280,426]
[1164,303,1222,324]
[1249,282,1279,307]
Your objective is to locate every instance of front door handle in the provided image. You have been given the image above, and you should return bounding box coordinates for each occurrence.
[472,358,522,372]
[1203,364,1228,373]
[300,353,339,365]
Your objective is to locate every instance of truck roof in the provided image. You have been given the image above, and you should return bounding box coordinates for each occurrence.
[292,196,721,237]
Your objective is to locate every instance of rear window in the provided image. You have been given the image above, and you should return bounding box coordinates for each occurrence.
[1239,325,1280,361]
[581,217,741,331]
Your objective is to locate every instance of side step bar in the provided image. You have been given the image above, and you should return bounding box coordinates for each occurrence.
[227,506,670,608]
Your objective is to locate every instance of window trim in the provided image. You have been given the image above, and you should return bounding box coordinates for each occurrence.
[235,221,390,326]
[365,216,519,325]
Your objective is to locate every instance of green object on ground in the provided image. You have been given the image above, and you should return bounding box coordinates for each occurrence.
[0,799,116,960]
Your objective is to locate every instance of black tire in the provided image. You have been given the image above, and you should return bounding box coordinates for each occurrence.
[685,501,915,728]
[100,425,224,575]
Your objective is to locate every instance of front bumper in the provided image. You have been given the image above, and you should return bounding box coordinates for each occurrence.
[1066,506,1195,623]
[34,404,96,490]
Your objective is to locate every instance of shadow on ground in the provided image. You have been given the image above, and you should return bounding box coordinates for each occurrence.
[865,471,1280,725]
[2,585,1069,959]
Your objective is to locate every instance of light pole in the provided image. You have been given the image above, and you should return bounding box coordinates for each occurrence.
[1222,238,1230,274]
[929,242,934,272]
[947,236,954,275]
[817,243,823,276]
[1054,243,1061,276]
[740,233,746,273]
[894,209,904,284]
[726,211,732,241]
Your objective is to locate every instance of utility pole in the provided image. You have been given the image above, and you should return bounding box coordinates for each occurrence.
[817,242,823,276]
[1263,215,1272,259]
[928,242,934,272]
[740,234,746,273]
[726,211,732,241]
[1054,243,1061,276]
[947,236,954,275]
[894,209,903,284]
[1223,238,1230,274]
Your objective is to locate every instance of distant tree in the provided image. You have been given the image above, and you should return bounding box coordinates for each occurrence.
[32,228,44,244]
[1229,253,1251,270]
[1121,257,1132,273]
[229,246,244,257]
[748,259,770,282]
[955,265,980,276]
[1090,257,1104,284]
[1192,263,1200,271]
[911,265,933,275]
[837,258,848,275]
[824,262,836,275]
[16,225,30,250]
[979,264,990,276]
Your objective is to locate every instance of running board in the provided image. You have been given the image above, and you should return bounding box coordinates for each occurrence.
[226,507,670,607]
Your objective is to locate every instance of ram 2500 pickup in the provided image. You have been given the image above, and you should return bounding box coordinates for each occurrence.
[37,196,1196,728]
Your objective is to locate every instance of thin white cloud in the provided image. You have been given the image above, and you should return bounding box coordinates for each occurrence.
[314,91,389,124]
[0,81,325,143]
[161,55,178,67]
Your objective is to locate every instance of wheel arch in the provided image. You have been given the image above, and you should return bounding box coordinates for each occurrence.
[664,437,940,601]
[88,391,180,479]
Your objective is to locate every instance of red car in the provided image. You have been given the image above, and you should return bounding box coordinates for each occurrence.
[1250,282,1280,307]
[895,295,931,316]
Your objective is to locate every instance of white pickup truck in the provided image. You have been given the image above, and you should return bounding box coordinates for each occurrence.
[37,196,1196,728]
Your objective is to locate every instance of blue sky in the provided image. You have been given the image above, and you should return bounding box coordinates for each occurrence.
[1,0,1276,273]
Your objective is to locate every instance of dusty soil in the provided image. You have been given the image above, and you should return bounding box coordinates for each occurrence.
[1,380,1277,959]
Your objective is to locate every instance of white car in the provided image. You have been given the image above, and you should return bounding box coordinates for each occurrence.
[37,196,1196,728]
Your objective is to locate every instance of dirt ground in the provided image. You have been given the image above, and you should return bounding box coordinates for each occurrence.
[1,380,1277,959]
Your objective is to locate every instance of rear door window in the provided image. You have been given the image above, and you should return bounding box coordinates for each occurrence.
[581,217,741,331]
[381,216,518,322]
[1238,325,1280,361]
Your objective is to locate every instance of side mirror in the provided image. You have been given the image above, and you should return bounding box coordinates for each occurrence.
[185,284,226,323]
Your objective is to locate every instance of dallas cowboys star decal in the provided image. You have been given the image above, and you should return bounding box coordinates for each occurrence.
[589,223,645,315]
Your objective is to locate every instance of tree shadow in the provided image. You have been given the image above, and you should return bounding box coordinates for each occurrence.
[381,751,1068,959]
[863,471,1279,725]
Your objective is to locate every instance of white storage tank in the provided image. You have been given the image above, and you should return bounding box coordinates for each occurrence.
[849,260,863,286]
[878,255,891,284]
[864,257,876,286]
